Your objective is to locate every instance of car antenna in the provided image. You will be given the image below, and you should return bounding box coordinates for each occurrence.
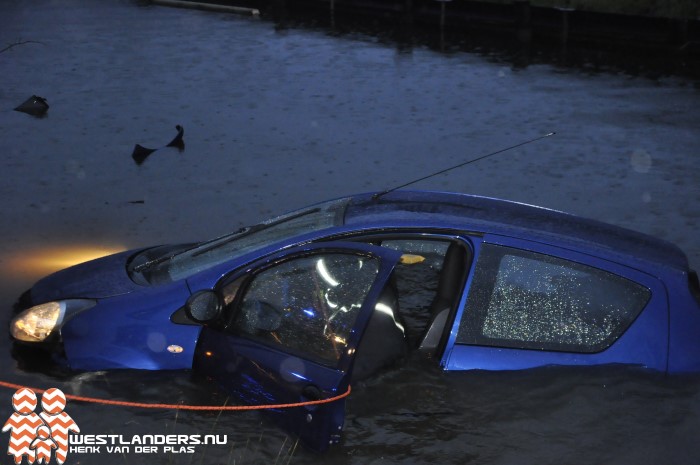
[372,132,555,201]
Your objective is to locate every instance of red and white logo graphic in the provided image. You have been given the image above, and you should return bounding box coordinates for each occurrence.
[39,389,79,465]
[2,388,79,465]
[30,426,56,465]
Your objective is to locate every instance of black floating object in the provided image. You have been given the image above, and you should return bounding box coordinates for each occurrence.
[166,124,185,151]
[132,145,157,165]
[132,125,185,166]
[14,95,49,117]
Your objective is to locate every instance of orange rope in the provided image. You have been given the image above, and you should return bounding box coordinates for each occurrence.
[0,379,351,411]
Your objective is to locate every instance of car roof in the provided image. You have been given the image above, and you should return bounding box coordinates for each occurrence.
[342,191,689,273]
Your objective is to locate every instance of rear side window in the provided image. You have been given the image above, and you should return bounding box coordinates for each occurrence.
[457,244,651,353]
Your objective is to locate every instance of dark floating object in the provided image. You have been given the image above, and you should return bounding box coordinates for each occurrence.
[132,125,185,166]
[131,145,157,165]
[166,124,185,150]
[14,95,49,117]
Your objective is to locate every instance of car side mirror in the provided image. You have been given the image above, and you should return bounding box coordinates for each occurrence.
[184,290,222,324]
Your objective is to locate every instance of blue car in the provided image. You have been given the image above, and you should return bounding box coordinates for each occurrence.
[10,191,700,450]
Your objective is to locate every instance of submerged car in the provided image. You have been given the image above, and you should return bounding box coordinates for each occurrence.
[10,190,700,449]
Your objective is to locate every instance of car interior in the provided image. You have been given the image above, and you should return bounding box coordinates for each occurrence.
[351,236,470,378]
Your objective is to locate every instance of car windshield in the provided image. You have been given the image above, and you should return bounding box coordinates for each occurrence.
[128,198,348,285]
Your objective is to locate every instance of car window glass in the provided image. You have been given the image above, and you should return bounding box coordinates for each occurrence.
[380,240,450,346]
[457,244,651,353]
[231,253,380,365]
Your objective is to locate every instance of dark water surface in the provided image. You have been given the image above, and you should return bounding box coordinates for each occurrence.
[1,1,699,463]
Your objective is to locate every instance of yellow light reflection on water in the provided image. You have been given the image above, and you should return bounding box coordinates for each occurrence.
[4,245,127,281]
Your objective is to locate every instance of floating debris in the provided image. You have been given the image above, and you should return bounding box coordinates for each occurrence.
[166,124,185,150]
[14,95,49,117]
[132,125,185,166]
[131,145,157,165]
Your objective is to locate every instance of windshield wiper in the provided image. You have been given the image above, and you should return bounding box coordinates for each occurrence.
[189,225,262,258]
[189,208,320,259]
[133,227,250,274]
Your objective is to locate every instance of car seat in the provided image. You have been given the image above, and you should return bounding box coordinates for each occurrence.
[352,280,408,381]
[419,242,468,353]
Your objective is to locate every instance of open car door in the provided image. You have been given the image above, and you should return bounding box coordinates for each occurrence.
[190,242,405,450]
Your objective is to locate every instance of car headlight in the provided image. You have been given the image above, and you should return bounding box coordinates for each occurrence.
[10,299,96,343]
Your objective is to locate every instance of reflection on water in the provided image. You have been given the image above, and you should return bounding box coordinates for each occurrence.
[268,2,700,79]
[335,359,700,465]
[3,245,126,281]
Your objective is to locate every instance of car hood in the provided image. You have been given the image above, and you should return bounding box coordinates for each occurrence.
[30,249,145,303]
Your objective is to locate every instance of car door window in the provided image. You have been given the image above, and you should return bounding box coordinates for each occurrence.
[457,244,651,353]
[230,253,380,365]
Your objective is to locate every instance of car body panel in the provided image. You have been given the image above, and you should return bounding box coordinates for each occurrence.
[61,280,201,370]
[31,249,146,302]
[344,191,689,273]
[666,272,700,372]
